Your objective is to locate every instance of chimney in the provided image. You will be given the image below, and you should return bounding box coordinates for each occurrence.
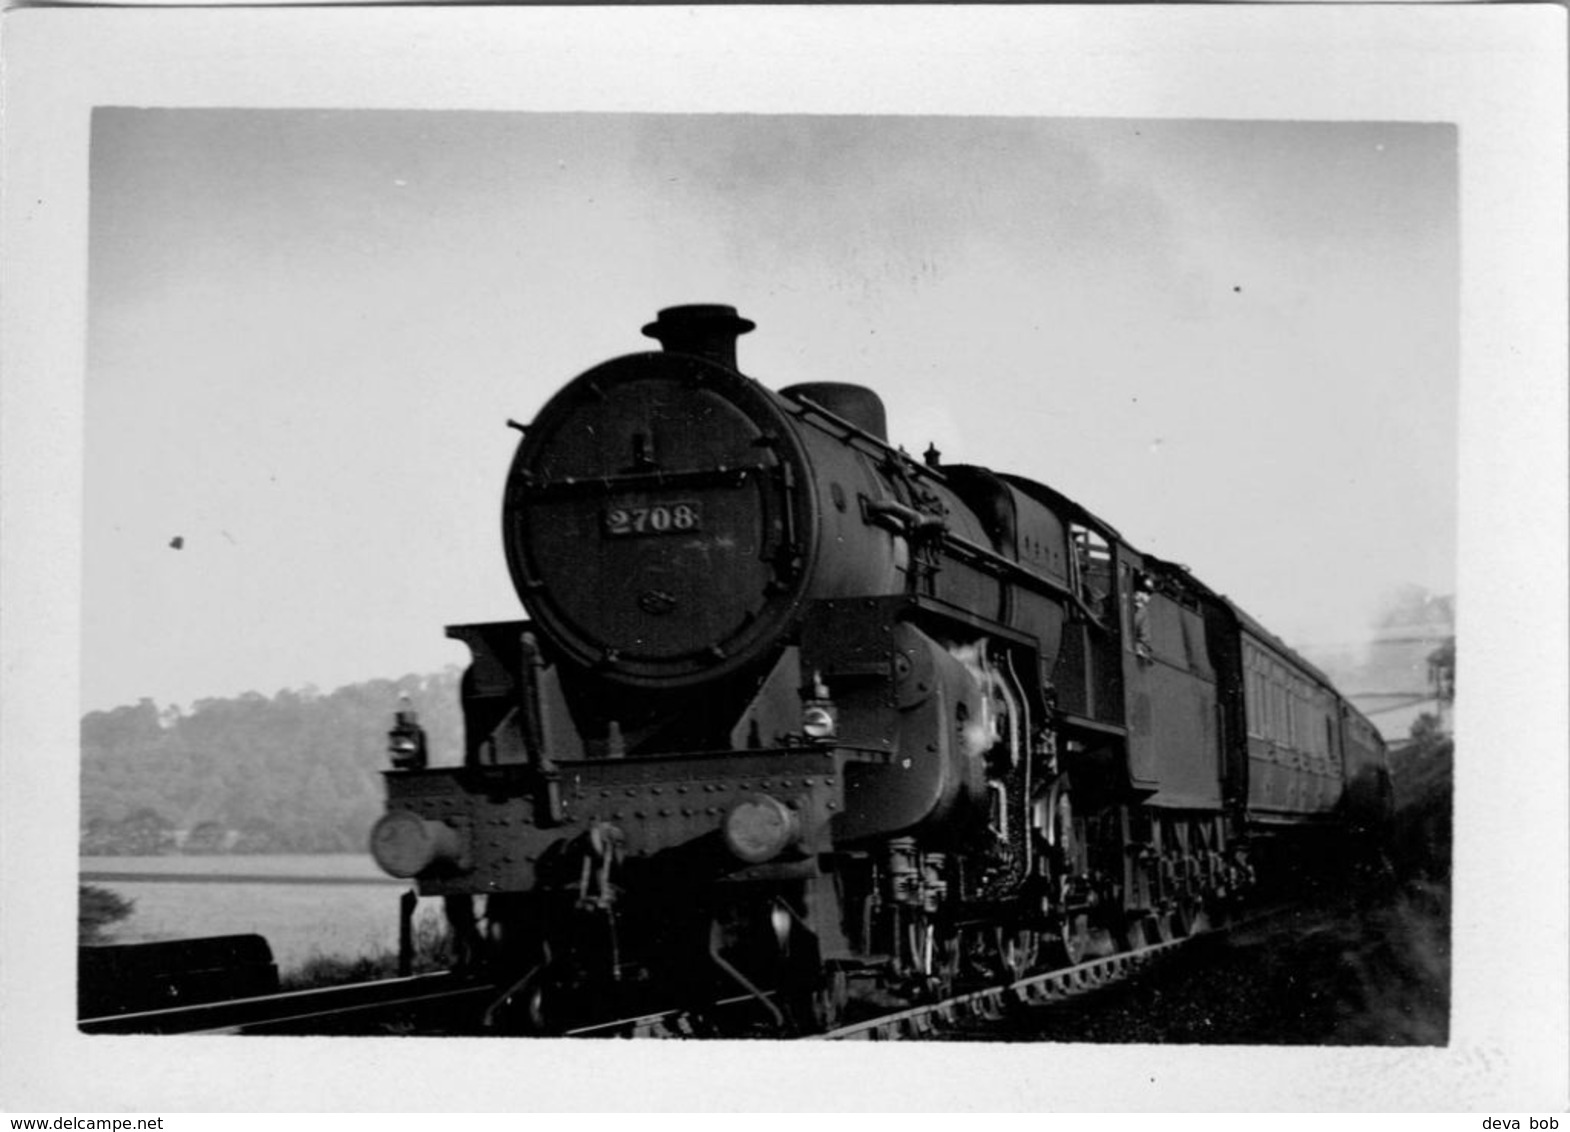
[641,305,756,370]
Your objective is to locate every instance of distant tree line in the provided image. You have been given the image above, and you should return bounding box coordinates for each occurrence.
[80,671,463,855]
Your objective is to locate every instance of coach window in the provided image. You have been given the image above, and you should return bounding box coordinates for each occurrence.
[1249,659,1262,737]
[1257,662,1270,741]
[1297,688,1308,749]
[1246,650,1265,739]
[1279,670,1290,744]
[1272,666,1286,744]
[1279,680,1289,746]
[1284,680,1292,746]
[1246,667,1259,736]
[1257,662,1268,739]
[1276,682,1285,740]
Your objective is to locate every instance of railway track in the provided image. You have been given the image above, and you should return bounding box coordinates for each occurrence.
[818,902,1305,1041]
[564,912,1245,1040]
[817,935,1194,1041]
[80,905,1286,1039]
[77,970,499,1036]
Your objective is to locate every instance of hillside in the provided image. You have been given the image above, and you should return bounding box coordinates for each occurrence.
[80,670,463,855]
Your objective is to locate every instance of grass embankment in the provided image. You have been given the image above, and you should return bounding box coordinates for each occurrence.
[279,915,456,990]
[1164,732,1455,1045]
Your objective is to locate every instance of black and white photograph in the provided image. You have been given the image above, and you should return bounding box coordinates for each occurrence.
[1,5,1565,1113]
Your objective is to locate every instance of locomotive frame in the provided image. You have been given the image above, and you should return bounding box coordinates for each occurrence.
[369,304,1390,1033]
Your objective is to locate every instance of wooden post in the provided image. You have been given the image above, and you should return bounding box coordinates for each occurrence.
[398,888,417,977]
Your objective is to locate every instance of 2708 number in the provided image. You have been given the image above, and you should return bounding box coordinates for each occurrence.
[603,501,701,537]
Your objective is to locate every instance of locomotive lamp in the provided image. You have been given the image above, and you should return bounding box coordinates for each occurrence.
[387,697,428,770]
[801,672,838,742]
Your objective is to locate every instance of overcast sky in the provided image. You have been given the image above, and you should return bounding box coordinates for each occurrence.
[84,110,1457,712]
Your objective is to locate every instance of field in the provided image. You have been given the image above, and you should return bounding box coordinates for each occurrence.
[79,855,446,976]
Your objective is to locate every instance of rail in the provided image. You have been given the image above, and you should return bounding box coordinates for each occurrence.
[78,971,497,1036]
[79,906,1290,1039]
[817,938,1189,1040]
[816,902,1292,1041]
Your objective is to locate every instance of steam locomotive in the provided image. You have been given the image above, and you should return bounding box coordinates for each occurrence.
[369,305,1390,1033]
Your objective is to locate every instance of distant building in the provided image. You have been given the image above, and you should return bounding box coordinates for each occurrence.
[1301,591,1454,743]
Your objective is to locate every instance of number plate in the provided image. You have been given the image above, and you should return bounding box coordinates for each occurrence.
[603,501,702,537]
